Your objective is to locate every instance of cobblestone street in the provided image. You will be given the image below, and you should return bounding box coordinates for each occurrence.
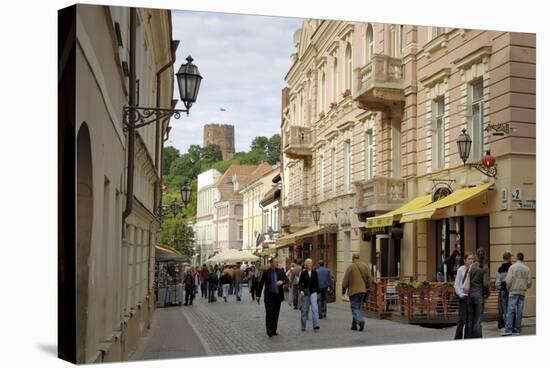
[130,286,535,361]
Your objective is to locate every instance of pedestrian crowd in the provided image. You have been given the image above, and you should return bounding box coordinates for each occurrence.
[453,249,531,339]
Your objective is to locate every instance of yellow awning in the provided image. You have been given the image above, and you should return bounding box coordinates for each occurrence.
[400,183,493,223]
[275,225,324,248]
[364,195,433,229]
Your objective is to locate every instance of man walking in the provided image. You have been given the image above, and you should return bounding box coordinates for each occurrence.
[502,252,531,336]
[199,264,208,299]
[257,257,289,337]
[495,251,513,331]
[342,253,371,332]
[183,270,196,306]
[234,264,244,301]
[316,260,331,319]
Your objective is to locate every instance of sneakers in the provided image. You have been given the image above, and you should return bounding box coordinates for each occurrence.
[313,326,320,332]
[501,331,512,336]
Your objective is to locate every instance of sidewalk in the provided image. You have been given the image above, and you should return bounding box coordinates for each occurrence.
[129,306,206,361]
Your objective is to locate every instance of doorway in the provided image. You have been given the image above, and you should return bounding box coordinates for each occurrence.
[76,123,93,363]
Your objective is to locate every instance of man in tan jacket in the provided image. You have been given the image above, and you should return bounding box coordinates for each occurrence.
[502,252,531,335]
[342,253,371,331]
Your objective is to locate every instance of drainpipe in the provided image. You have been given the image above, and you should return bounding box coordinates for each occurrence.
[122,7,137,225]
[154,39,179,213]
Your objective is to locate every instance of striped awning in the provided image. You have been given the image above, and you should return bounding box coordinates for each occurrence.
[400,183,493,223]
[364,195,433,229]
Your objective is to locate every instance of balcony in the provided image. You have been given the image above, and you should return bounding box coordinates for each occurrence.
[283,125,312,159]
[281,205,312,228]
[353,54,405,111]
[354,176,406,213]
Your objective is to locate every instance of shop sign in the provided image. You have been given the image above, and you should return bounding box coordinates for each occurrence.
[432,182,453,202]
[517,200,535,210]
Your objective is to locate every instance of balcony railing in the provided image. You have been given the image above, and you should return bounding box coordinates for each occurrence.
[353,54,405,110]
[281,205,312,228]
[283,125,312,159]
[354,176,406,213]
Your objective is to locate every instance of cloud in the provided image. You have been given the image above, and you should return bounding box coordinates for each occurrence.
[167,10,302,153]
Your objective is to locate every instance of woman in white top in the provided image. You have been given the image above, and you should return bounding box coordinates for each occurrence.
[454,252,474,339]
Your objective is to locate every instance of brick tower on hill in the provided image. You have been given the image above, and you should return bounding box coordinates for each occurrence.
[203,123,235,160]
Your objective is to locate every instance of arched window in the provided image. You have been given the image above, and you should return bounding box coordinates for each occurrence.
[345,43,352,92]
[319,71,326,113]
[365,24,374,63]
[332,57,338,102]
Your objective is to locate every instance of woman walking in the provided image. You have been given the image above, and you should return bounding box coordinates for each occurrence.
[468,248,490,338]
[298,258,320,332]
[249,266,260,301]
[220,270,232,302]
[454,252,474,339]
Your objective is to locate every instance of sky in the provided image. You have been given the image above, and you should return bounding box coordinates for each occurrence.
[169,10,303,154]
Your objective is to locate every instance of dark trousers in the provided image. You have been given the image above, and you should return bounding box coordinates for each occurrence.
[292,285,300,309]
[200,281,207,298]
[264,293,282,335]
[318,287,328,317]
[250,284,257,300]
[208,286,216,302]
[468,293,485,338]
[185,288,195,305]
[454,296,469,339]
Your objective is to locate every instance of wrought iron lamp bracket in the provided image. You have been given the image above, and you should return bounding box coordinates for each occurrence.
[123,106,189,131]
[467,162,497,177]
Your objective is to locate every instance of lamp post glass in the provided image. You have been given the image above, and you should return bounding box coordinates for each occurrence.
[181,184,192,205]
[176,56,203,111]
[457,128,472,164]
[312,205,321,224]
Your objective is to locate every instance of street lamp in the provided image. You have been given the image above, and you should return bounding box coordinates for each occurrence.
[123,55,202,128]
[311,204,321,225]
[181,183,192,205]
[456,128,497,177]
[157,183,193,218]
[176,56,203,115]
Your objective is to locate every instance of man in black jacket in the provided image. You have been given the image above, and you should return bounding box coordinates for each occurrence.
[257,257,289,337]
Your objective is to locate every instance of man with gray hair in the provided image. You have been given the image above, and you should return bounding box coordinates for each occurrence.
[342,253,371,331]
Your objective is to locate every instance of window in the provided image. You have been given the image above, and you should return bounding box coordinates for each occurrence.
[332,56,338,103]
[344,140,352,192]
[365,129,374,180]
[432,27,446,39]
[365,24,374,62]
[471,80,484,160]
[433,98,446,169]
[345,43,352,92]
[239,225,243,241]
[319,71,326,113]
[331,147,337,194]
[392,120,402,177]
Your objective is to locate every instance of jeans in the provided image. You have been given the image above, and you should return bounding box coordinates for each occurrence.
[498,290,509,330]
[235,283,242,299]
[505,294,525,333]
[454,296,469,339]
[200,281,207,298]
[301,291,320,329]
[350,293,365,327]
[468,292,484,338]
[318,287,328,317]
[222,284,230,298]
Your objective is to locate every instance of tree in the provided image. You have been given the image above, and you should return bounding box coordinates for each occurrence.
[266,134,281,165]
[162,146,180,176]
[250,136,269,152]
[202,144,223,162]
[161,214,195,257]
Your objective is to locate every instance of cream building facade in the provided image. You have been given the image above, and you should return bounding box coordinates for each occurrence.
[194,168,221,265]
[68,4,176,363]
[280,20,535,315]
[212,163,273,253]
[241,166,280,253]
